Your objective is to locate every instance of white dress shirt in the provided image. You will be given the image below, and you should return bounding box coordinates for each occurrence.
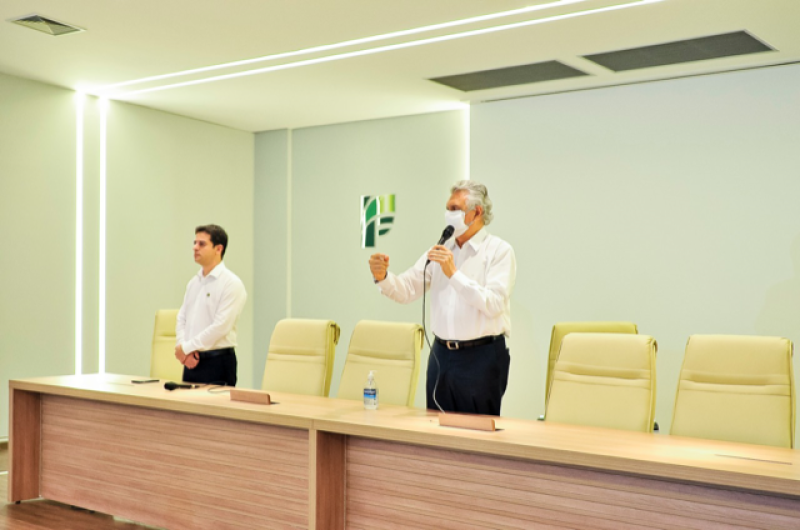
[176,262,247,354]
[377,229,516,340]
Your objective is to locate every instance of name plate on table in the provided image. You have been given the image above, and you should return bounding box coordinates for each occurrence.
[439,413,496,432]
[230,388,272,405]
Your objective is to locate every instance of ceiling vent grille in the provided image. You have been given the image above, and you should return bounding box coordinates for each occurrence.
[583,31,773,72]
[9,14,84,36]
[430,60,589,92]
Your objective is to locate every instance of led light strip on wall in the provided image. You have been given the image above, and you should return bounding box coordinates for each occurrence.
[74,92,85,375]
[99,98,109,374]
[464,107,471,181]
[286,130,293,318]
[74,95,110,375]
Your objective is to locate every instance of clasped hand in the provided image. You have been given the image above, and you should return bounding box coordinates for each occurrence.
[175,344,200,369]
[427,245,456,278]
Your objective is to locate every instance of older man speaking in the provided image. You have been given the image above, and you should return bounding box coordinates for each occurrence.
[369,180,516,416]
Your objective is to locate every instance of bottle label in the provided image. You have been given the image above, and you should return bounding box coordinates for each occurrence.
[364,389,377,399]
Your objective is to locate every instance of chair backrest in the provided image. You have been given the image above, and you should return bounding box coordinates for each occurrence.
[546,322,638,405]
[261,319,340,397]
[150,309,183,381]
[337,320,423,407]
[671,335,795,448]
[546,333,657,433]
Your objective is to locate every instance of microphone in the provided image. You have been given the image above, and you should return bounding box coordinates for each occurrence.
[164,381,202,391]
[426,225,455,265]
[437,225,455,245]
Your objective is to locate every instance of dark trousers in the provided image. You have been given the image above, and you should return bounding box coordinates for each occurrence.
[426,336,510,416]
[183,348,237,386]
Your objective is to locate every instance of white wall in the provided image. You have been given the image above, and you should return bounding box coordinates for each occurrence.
[471,63,800,433]
[105,101,255,386]
[254,111,467,404]
[0,73,77,438]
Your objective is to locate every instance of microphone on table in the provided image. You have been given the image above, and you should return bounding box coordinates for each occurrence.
[164,381,202,391]
[425,225,455,265]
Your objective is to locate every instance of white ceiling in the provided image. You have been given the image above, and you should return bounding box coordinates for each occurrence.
[1,0,798,132]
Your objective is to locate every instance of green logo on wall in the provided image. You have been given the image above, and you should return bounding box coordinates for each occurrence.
[361,194,396,248]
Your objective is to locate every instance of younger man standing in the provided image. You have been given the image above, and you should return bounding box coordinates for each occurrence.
[175,224,247,386]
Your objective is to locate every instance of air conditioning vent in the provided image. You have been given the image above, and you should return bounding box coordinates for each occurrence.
[9,14,84,36]
[430,60,589,92]
[583,31,773,72]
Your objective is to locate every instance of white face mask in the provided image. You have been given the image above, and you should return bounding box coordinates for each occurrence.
[444,209,471,238]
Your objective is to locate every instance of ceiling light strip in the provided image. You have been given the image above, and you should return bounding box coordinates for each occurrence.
[118,0,663,98]
[96,0,597,93]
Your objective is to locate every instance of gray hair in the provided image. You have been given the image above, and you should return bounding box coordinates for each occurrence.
[451,180,494,225]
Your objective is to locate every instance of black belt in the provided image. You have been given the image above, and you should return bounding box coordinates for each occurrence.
[435,335,500,351]
[197,347,235,360]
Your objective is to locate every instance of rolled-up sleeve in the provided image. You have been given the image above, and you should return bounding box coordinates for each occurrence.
[377,252,431,304]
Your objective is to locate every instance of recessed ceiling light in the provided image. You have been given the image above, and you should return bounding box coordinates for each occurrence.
[9,14,83,36]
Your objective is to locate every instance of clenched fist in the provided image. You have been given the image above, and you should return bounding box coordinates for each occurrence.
[369,253,390,282]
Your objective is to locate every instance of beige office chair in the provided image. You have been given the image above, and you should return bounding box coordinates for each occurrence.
[337,320,423,406]
[150,309,183,381]
[671,335,795,448]
[546,322,638,406]
[545,333,657,433]
[261,319,340,397]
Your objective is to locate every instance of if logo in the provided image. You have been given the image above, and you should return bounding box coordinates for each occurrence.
[360,194,395,248]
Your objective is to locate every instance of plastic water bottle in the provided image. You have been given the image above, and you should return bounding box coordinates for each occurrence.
[364,370,378,410]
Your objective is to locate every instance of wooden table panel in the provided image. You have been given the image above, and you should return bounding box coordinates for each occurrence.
[8,388,40,502]
[40,394,309,530]
[310,430,345,530]
[345,437,800,530]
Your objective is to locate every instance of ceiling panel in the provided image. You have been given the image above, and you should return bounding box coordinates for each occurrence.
[0,0,798,131]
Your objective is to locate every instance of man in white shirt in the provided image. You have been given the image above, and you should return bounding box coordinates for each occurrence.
[175,224,247,386]
[369,180,516,416]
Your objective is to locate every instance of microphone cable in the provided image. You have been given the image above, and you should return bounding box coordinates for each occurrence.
[207,381,232,393]
[421,225,455,414]
[423,264,447,414]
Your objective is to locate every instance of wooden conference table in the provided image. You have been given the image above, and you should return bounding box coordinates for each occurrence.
[9,374,800,530]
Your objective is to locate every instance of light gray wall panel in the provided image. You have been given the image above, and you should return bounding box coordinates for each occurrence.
[253,129,289,388]
[472,63,800,431]
[0,73,76,437]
